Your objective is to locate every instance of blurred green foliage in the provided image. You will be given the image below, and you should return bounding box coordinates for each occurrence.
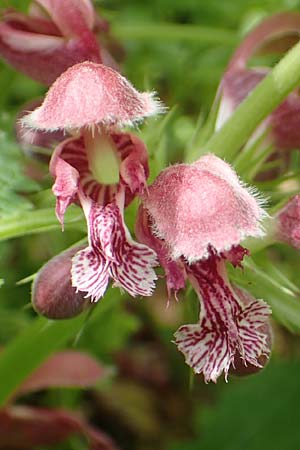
[0,0,300,449]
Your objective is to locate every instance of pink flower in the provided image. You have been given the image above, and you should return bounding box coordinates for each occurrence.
[0,0,113,85]
[137,154,272,382]
[275,195,300,249]
[217,13,300,152]
[23,62,163,301]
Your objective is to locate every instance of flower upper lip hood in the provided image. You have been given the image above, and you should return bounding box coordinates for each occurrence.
[22,61,163,131]
[142,153,265,263]
[0,0,105,85]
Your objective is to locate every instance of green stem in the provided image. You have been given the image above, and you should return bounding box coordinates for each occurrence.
[0,206,84,241]
[193,41,300,162]
[113,23,236,45]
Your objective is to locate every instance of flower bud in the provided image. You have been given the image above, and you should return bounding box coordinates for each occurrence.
[32,246,90,319]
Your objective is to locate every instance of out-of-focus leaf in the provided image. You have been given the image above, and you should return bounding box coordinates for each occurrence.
[229,256,300,332]
[0,308,29,343]
[0,288,120,406]
[0,316,85,406]
[169,360,300,450]
[78,299,140,362]
[0,206,84,241]
[0,405,118,450]
[19,351,107,395]
[0,114,40,216]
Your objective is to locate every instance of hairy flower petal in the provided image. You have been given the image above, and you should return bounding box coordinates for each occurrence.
[23,62,163,130]
[143,153,265,263]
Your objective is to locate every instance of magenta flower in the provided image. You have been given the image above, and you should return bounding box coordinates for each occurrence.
[137,154,271,382]
[217,12,300,152]
[23,61,163,301]
[0,0,112,85]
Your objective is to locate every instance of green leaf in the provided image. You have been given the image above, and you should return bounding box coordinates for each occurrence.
[0,316,85,405]
[0,113,40,216]
[0,206,84,241]
[170,360,300,450]
[0,288,120,406]
[229,257,300,333]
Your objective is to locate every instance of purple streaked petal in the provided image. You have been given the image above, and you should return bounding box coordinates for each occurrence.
[234,286,272,367]
[74,194,158,300]
[110,238,158,297]
[175,323,235,383]
[174,257,271,382]
[71,247,110,302]
[52,133,148,210]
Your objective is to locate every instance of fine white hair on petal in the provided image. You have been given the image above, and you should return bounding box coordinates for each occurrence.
[21,62,165,132]
[143,154,267,263]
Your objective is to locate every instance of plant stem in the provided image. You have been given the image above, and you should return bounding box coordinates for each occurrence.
[113,23,236,45]
[0,206,84,241]
[193,41,300,161]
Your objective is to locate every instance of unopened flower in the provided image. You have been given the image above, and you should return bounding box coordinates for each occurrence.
[275,195,300,249]
[138,154,272,382]
[32,246,90,319]
[24,62,163,301]
[217,13,300,153]
[0,0,113,85]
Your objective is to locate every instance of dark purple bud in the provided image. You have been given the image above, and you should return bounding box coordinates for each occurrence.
[32,246,90,319]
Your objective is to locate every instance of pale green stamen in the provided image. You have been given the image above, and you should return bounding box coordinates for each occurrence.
[84,130,120,185]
